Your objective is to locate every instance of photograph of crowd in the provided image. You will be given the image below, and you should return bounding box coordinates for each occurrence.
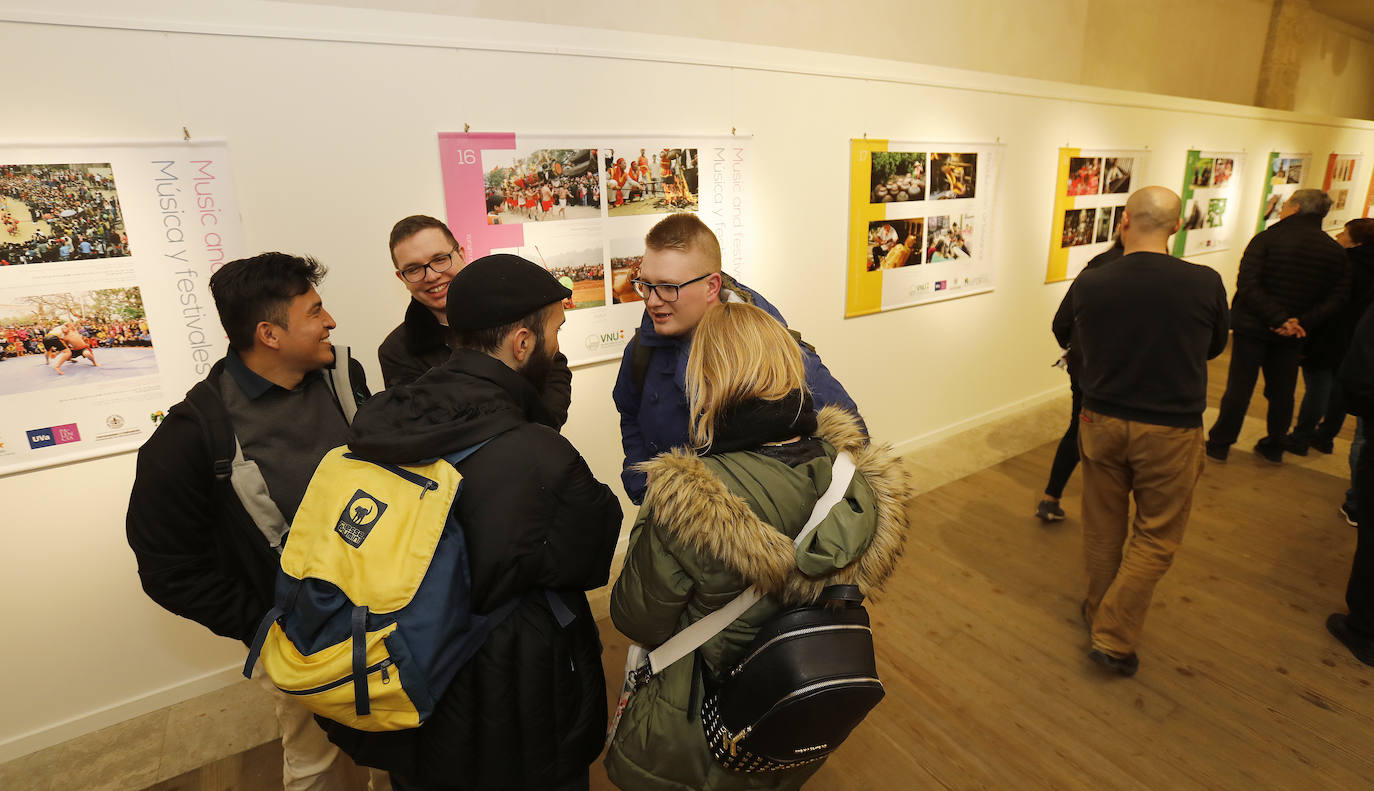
[1066,158,1100,196]
[1207,198,1228,228]
[1272,157,1303,185]
[866,218,924,270]
[0,163,129,266]
[0,286,155,395]
[869,152,925,204]
[1212,158,1235,187]
[1061,207,1103,247]
[930,153,977,200]
[926,214,973,262]
[496,243,605,310]
[606,148,698,217]
[483,148,601,225]
[1192,158,1215,189]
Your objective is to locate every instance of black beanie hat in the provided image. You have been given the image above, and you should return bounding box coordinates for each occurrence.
[446,254,572,331]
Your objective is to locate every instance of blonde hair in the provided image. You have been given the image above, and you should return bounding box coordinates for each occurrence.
[686,302,806,449]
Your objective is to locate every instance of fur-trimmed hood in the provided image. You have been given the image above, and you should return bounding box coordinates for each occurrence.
[637,405,911,605]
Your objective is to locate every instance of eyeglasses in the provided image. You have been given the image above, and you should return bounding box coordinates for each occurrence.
[631,272,712,302]
[398,245,461,283]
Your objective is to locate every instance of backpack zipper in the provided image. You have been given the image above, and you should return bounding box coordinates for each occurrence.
[342,453,439,498]
[722,676,882,751]
[729,624,871,678]
[279,657,395,696]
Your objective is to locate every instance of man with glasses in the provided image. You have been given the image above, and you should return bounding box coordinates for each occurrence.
[612,213,862,503]
[378,215,572,425]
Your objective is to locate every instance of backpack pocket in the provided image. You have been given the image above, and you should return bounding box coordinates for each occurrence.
[261,620,426,731]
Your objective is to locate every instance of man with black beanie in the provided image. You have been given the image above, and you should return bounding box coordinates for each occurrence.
[325,254,623,790]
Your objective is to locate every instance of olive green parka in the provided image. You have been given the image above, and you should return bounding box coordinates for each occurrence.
[605,406,911,790]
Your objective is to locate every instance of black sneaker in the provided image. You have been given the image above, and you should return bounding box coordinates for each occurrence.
[1089,648,1139,677]
[1326,613,1374,667]
[1340,504,1359,527]
[1035,499,1066,522]
[1204,443,1229,463]
[1281,434,1309,456]
[1311,437,1335,454]
[1254,439,1283,465]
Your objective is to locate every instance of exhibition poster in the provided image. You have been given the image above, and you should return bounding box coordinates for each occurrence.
[438,133,750,365]
[0,141,241,475]
[1257,152,1311,231]
[844,139,1001,317]
[1174,151,1246,258]
[1045,148,1147,282]
[1366,172,1374,219]
[1322,153,1363,230]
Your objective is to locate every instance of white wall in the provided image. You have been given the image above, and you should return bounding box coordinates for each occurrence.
[1,0,1372,761]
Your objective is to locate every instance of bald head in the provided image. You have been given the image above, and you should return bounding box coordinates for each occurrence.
[1120,186,1182,253]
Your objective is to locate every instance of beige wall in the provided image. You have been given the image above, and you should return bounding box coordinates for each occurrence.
[288,0,1372,119]
[1,0,1372,764]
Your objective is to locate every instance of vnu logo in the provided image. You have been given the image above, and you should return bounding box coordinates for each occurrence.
[335,489,388,548]
[584,328,628,351]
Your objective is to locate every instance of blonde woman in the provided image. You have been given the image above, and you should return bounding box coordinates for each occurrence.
[605,302,910,790]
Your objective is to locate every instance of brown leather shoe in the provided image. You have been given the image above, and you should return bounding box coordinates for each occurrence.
[1089,648,1139,677]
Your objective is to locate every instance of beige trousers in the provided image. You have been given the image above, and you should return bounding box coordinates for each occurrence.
[1078,409,1205,658]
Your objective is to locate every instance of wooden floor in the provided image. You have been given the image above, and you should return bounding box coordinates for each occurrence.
[147,350,1374,789]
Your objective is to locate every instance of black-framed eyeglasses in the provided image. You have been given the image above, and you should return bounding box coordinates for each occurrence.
[398,245,461,283]
[631,272,712,302]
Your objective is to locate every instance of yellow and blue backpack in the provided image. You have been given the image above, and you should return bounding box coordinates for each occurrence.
[243,440,508,731]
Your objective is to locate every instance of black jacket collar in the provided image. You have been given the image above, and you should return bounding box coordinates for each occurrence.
[403,298,449,356]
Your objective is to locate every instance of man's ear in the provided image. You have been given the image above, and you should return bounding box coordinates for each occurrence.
[705,272,723,302]
[509,326,534,364]
[256,321,282,351]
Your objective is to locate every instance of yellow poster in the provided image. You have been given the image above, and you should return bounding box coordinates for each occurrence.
[1044,147,1146,283]
[845,139,999,317]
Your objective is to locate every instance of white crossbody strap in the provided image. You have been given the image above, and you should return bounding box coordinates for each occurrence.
[645,452,858,674]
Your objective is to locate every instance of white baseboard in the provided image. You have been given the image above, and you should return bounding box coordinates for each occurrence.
[890,385,1067,457]
[0,664,243,764]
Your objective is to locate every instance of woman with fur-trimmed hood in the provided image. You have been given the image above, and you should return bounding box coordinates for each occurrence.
[605,302,911,790]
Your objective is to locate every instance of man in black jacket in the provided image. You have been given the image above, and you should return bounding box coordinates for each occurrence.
[1332,304,1374,667]
[1206,189,1350,463]
[1069,186,1230,676]
[377,215,573,427]
[332,254,622,790]
[126,253,376,790]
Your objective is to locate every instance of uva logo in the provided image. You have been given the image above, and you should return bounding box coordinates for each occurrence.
[335,489,388,548]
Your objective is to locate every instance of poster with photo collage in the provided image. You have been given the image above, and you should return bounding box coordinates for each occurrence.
[1045,148,1147,282]
[1174,150,1246,258]
[1322,153,1363,231]
[1257,152,1311,232]
[0,141,243,476]
[845,139,1001,317]
[438,133,751,366]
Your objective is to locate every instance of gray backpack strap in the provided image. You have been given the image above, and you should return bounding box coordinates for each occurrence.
[229,437,291,552]
[328,345,358,425]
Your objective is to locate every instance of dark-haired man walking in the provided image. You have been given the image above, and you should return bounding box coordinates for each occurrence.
[127,253,382,790]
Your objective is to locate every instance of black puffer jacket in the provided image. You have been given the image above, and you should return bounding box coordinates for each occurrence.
[324,348,622,790]
[1231,213,1350,340]
[1309,243,1374,368]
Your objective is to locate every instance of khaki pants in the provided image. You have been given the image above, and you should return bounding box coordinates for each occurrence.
[254,661,393,791]
[1078,410,1204,658]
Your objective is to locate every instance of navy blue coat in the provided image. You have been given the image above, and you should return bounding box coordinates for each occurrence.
[611,277,863,503]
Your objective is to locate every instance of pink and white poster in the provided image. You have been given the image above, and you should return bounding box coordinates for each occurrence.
[438,133,752,366]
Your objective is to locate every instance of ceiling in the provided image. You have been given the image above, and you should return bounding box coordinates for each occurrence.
[1310,0,1374,35]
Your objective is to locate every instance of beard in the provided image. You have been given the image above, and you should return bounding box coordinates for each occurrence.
[519,328,555,391]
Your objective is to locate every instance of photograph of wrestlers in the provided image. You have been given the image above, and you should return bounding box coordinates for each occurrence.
[0,286,155,395]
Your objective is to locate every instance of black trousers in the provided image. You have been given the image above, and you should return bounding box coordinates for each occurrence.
[1208,333,1302,447]
[1350,439,1374,638]
[1045,380,1083,499]
[391,771,590,791]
